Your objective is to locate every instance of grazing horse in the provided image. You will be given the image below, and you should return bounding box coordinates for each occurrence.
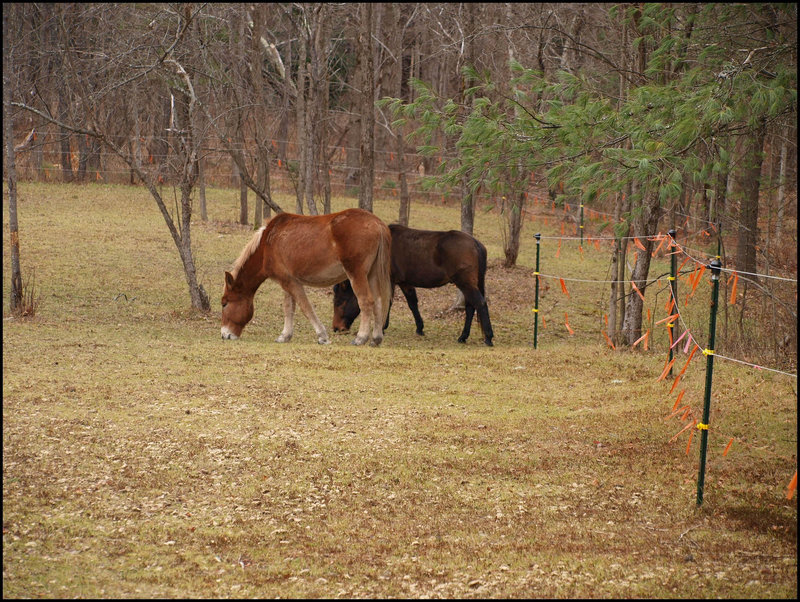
[332,223,494,346]
[221,208,392,346]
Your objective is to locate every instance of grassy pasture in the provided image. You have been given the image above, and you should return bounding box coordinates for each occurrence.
[3,182,796,598]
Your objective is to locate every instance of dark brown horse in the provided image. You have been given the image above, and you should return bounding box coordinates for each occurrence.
[221,208,392,346]
[332,223,494,346]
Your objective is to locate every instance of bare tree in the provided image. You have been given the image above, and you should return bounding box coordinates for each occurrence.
[13,4,211,310]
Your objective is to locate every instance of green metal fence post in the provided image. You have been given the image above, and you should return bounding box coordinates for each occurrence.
[696,257,722,506]
[533,232,541,349]
[668,229,677,376]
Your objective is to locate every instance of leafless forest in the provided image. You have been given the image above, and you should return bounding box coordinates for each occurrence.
[3,3,797,358]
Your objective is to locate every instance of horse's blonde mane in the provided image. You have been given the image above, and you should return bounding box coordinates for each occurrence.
[230,226,266,278]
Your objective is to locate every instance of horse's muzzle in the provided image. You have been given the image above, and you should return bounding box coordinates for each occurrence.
[221,326,239,340]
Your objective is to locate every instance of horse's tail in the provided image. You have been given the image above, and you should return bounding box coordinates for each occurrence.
[373,223,393,326]
[476,238,488,299]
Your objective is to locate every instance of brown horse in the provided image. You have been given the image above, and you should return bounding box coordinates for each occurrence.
[332,223,494,346]
[221,208,392,346]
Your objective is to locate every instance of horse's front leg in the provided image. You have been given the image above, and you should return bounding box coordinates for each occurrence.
[276,291,295,343]
[283,282,330,344]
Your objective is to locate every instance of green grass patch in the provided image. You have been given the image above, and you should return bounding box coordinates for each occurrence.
[3,182,796,598]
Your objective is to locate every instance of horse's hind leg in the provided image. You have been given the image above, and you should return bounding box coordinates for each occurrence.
[460,288,493,346]
[347,273,377,346]
[476,299,494,346]
[458,302,475,343]
[400,285,425,336]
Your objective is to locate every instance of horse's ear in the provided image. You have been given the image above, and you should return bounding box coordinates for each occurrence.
[224,271,235,289]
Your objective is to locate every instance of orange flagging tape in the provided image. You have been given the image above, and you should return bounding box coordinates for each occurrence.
[632,330,649,348]
[681,344,700,371]
[666,404,691,421]
[634,237,647,251]
[671,389,686,412]
[564,313,575,335]
[723,437,734,457]
[788,471,797,500]
[656,312,680,326]
[729,273,738,305]
[651,236,666,257]
[560,278,570,297]
[670,346,699,395]
[657,358,676,381]
[631,281,645,301]
[689,265,707,296]
[680,407,691,421]
[602,330,616,350]
[686,425,695,455]
[669,417,694,441]
[669,373,682,395]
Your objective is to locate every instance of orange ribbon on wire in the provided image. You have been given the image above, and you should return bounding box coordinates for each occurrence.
[729,273,739,305]
[657,358,676,381]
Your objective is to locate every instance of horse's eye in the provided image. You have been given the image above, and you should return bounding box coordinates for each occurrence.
[221,301,227,308]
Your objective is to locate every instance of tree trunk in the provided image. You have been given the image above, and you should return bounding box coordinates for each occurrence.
[358,2,375,212]
[503,193,525,267]
[295,33,307,214]
[614,190,632,346]
[4,9,23,310]
[303,18,319,217]
[198,155,207,221]
[76,133,88,182]
[735,121,766,279]
[58,88,73,182]
[166,86,209,311]
[622,195,660,345]
[239,169,248,225]
[607,191,629,344]
[774,124,789,239]
[459,2,478,235]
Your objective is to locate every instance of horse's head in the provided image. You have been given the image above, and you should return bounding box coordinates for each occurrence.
[221,271,254,340]
[332,281,360,332]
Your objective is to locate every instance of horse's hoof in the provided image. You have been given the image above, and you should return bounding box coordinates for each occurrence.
[318,338,331,345]
[416,330,425,336]
[457,337,467,343]
[351,336,367,346]
[276,334,292,343]
[369,336,383,347]
[484,339,494,347]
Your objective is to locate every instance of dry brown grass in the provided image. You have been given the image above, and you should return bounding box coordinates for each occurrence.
[2,182,797,598]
